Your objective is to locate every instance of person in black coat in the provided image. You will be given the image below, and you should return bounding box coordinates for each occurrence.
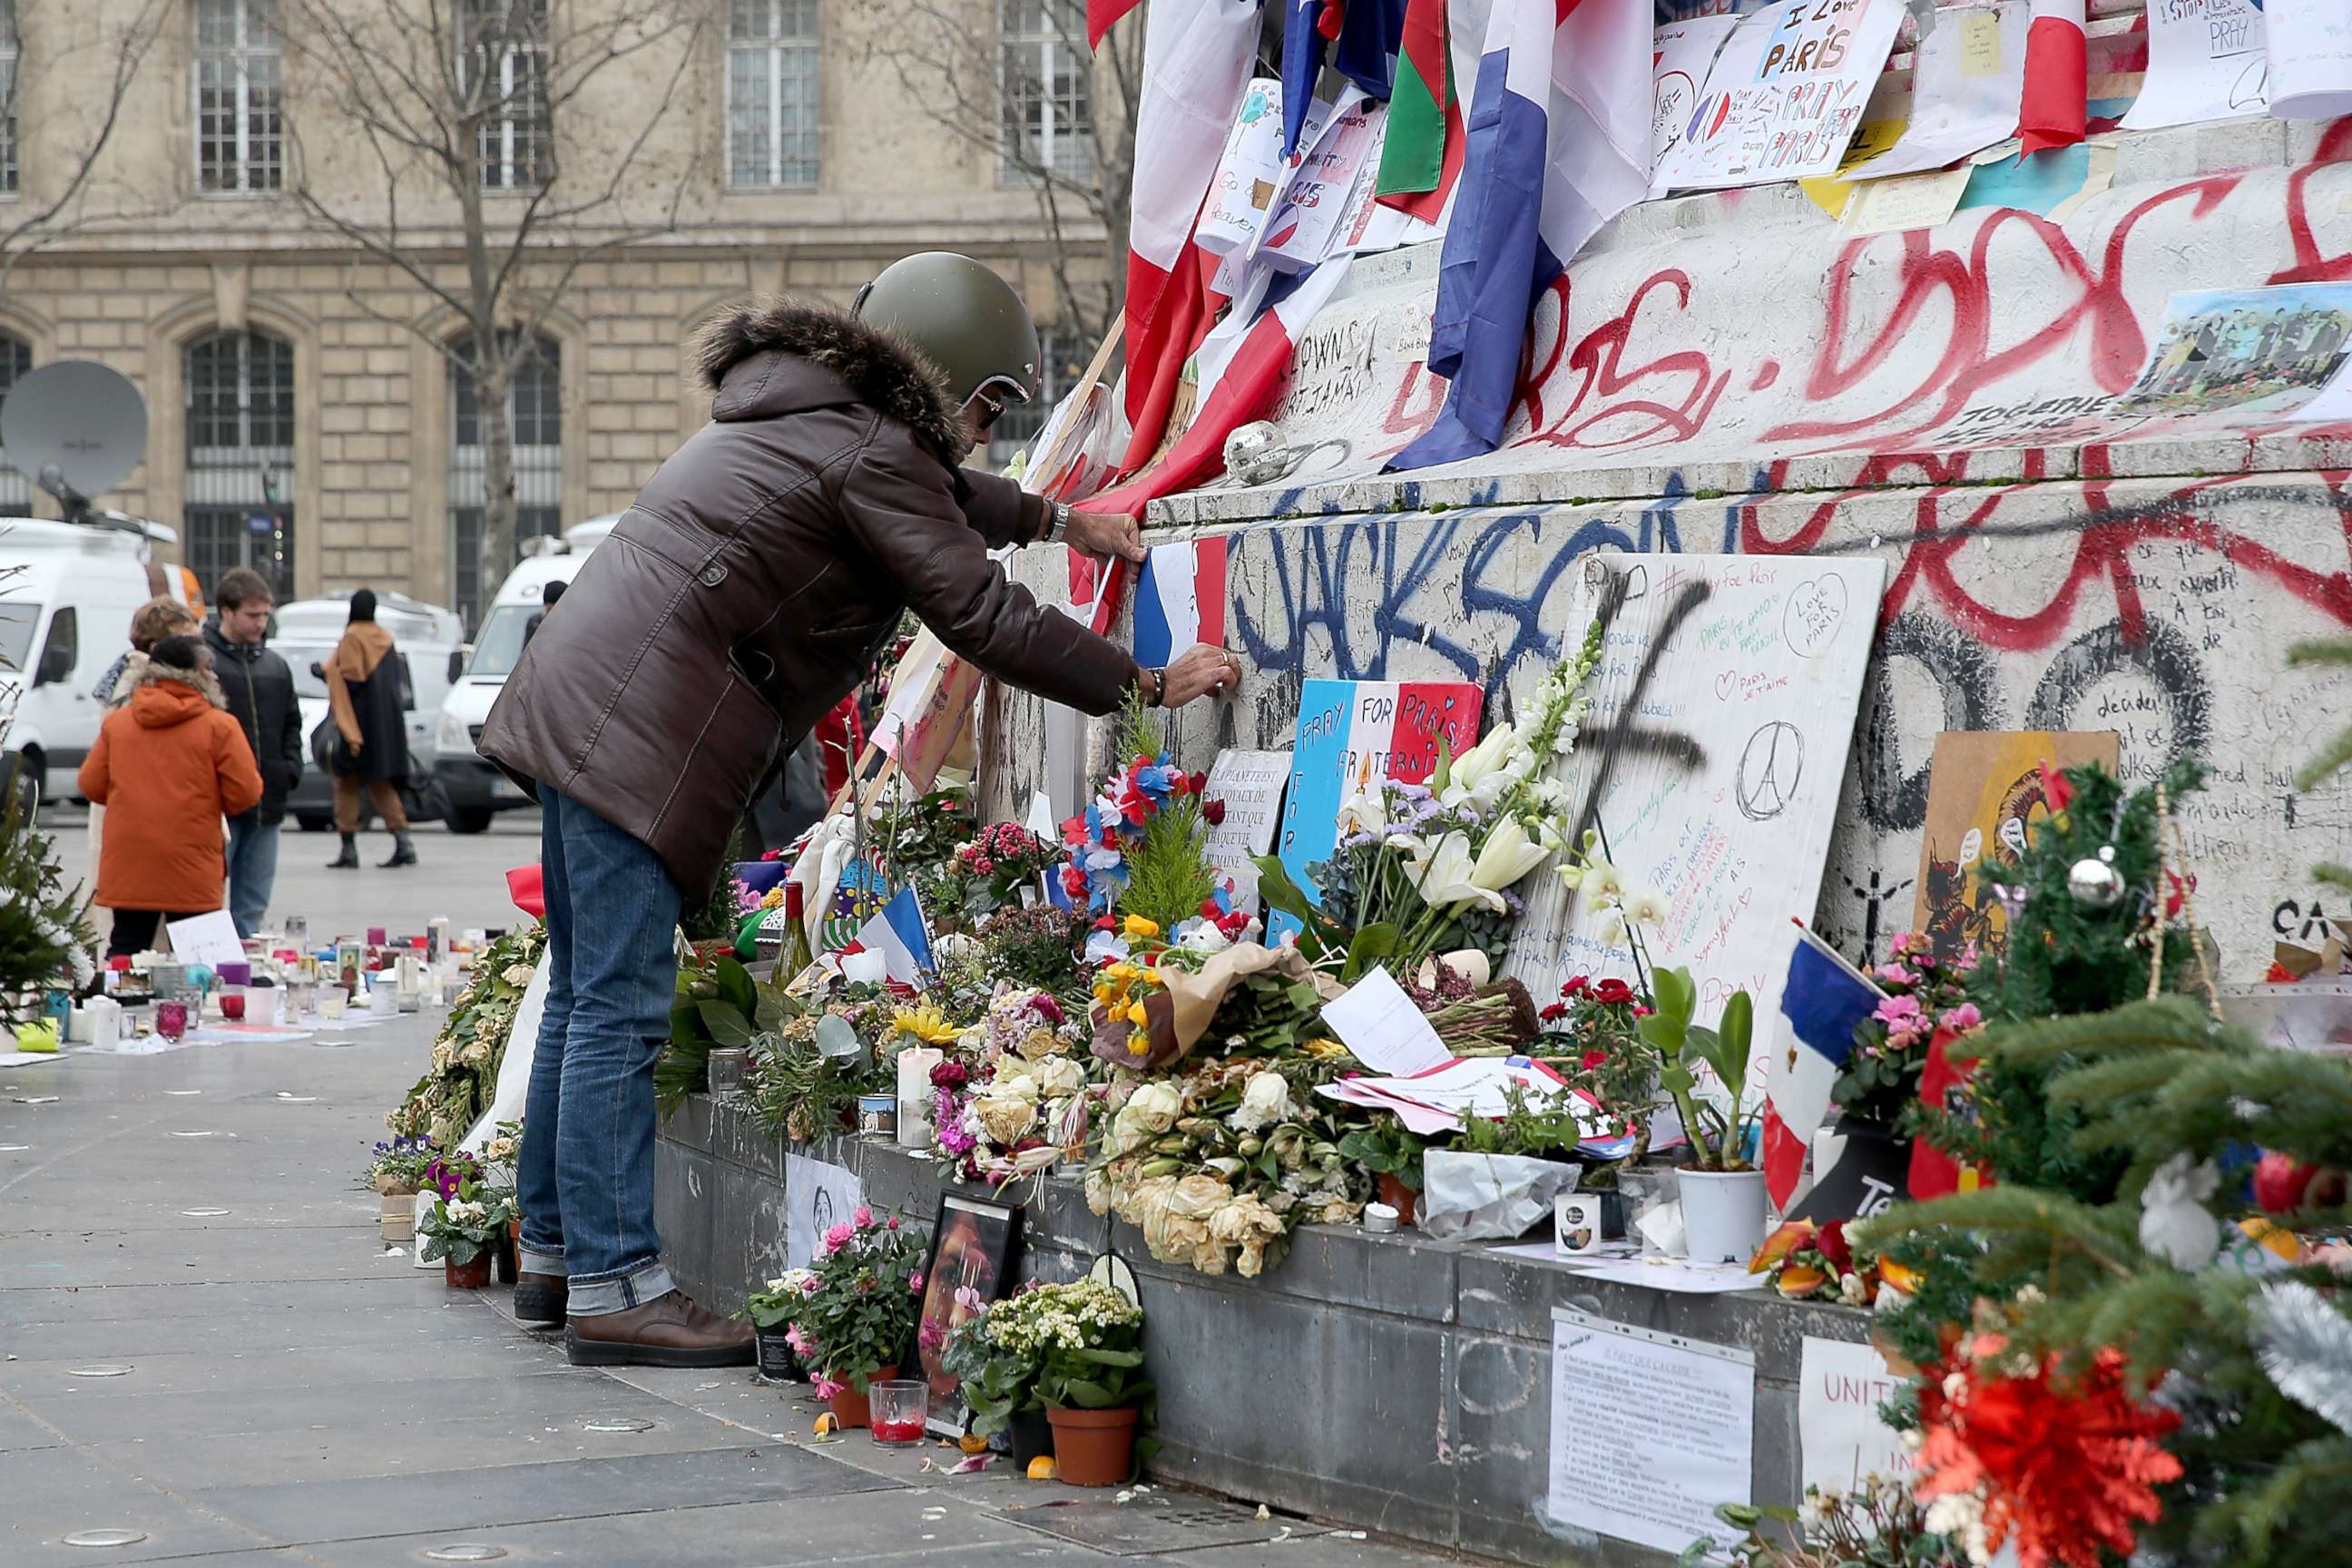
[206,569,305,936]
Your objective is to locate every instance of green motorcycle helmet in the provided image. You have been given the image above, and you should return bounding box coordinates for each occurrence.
[852,252,1041,420]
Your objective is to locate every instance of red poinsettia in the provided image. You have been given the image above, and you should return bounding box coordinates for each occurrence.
[1913,1334,2181,1568]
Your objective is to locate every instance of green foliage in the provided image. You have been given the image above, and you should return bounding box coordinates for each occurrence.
[1640,966,1759,1170]
[0,760,93,1022]
[971,904,1088,999]
[939,1305,1041,1436]
[389,925,546,1141]
[1335,1116,1426,1191]
[792,1210,927,1389]
[682,826,749,944]
[1451,1082,1592,1161]
[659,953,795,1114]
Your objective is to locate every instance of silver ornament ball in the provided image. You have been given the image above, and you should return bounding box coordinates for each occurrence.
[2066,855,2126,907]
[1222,421,1291,486]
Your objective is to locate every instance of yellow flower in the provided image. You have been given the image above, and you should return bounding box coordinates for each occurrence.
[1122,915,1160,939]
[760,885,787,910]
[1301,1037,1348,1059]
[891,1003,961,1046]
[1124,1000,1149,1027]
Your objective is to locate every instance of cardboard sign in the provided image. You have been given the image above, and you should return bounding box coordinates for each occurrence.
[1656,0,1908,190]
[1910,730,2120,962]
[1201,748,1289,915]
[1798,1337,1912,1495]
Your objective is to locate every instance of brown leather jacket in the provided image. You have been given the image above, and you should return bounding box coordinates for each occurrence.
[479,299,1139,897]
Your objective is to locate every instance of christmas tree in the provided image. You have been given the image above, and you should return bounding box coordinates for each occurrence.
[0,754,96,1020]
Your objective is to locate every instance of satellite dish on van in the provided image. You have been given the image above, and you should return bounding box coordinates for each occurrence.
[0,360,148,520]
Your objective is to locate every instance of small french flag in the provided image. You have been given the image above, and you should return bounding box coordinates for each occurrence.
[1761,924,1886,1210]
[853,886,936,984]
[1132,538,1230,670]
[2018,0,2088,155]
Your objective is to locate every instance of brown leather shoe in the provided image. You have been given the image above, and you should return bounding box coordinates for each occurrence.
[512,1271,567,1327]
[565,1290,755,1368]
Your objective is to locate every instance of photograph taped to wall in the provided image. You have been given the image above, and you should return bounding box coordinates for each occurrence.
[2114,285,2352,418]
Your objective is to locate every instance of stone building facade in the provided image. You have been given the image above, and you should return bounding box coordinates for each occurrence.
[0,0,1105,626]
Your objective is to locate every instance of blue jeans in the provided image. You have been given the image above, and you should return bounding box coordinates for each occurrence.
[225,813,279,939]
[515,784,684,1315]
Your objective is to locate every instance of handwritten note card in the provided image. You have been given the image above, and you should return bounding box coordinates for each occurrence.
[165,910,246,968]
[2268,0,2352,119]
[1507,554,1886,1036]
[1320,965,1453,1077]
[2122,0,2269,130]
[1202,749,1290,915]
[1548,1308,1755,1553]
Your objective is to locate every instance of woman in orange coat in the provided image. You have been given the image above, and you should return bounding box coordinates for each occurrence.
[77,634,264,958]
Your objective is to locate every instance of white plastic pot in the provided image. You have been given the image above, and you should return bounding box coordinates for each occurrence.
[1679,1167,1768,1264]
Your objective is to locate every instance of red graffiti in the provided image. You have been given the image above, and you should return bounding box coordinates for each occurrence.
[2266,118,2352,285]
[1515,270,1735,451]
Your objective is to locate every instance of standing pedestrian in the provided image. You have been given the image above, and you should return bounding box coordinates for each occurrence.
[322,588,417,869]
[204,569,304,937]
[76,635,263,958]
[523,578,565,645]
[86,598,201,952]
[480,253,1240,1367]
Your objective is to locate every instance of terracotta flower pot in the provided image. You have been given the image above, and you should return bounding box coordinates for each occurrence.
[826,1364,898,1429]
[1046,1403,1141,1487]
[1376,1172,1420,1228]
[445,1253,492,1289]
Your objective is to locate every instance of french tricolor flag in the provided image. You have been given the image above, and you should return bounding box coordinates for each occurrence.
[1132,538,1230,669]
[853,885,936,985]
[1388,0,1651,471]
[2019,0,2088,155]
[1087,0,1143,49]
[1761,924,1886,1211]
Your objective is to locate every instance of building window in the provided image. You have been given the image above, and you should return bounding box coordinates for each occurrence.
[1000,0,1091,184]
[726,0,820,189]
[0,332,31,515]
[463,0,550,191]
[987,322,1086,468]
[193,0,283,195]
[184,328,297,599]
[0,0,18,198]
[450,333,562,630]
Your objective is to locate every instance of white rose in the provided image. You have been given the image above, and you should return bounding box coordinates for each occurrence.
[973,1092,1038,1147]
[1109,1081,1184,1155]
[1032,1056,1085,1098]
[1228,1071,1293,1134]
[502,963,535,985]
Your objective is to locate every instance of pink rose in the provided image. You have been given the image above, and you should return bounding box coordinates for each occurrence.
[886,1214,900,1230]
[801,1275,823,1295]
[820,1221,853,1255]
[1872,995,1923,1027]
[909,1271,926,1295]
[812,1374,844,1399]
[1873,963,1916,987]
[853,1205,874,1229]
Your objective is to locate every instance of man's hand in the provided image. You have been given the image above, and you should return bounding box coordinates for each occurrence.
[1063,507,1146,565]
[1160,643,1243,708]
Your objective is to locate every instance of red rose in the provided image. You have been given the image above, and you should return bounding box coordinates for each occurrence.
[1593,978,1634,1005]
[1203,799,1228,827]
[1561,975,1591,998]
[1583,1050,1607,1070]
[1189,771,1209,796]
[1816,1220,1854,1275]
[1538,1002,1568,1023]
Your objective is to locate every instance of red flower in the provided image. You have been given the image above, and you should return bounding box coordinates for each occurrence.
[1582,1050,1607,1069]
[1188,771,1209,796]
[1202,799,1227,827]
[2164,867,2194,921]
[1561,975,1591,998]
[1538,1002,1568,1023]
[1814,1219,1853,1275]
[1092,914,1117,932]
[1914,1336,2180,1568]
[2037,758,2074,814]
[1592,977,1634,1005]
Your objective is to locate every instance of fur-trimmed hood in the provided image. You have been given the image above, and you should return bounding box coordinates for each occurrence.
[693,298,966,467]
[126,657,227,716]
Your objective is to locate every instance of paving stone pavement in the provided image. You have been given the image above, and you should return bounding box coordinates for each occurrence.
[0,1006,1470,1567]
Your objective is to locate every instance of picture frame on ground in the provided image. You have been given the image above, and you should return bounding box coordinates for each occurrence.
[912,1192,1024,1437]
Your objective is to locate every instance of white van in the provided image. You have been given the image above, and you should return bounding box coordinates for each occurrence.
[273,592,466,834]
[434,514,619,832]
[0,517,180,805]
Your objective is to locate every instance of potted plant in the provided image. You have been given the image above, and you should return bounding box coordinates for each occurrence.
[939,1291,1052,1467]
[365,1135,437,1245]
[990,1279,1152,1486]
[1337,1117,1426,1225]
[1638,965,1767,1263]
[417,1188,510,1289]
[790,1206,927,1428]
[741,1270,817,1384]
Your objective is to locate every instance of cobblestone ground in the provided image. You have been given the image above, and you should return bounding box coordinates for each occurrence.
[1,856,1463,1567]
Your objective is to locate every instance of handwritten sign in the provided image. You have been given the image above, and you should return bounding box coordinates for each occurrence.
[2121,0,2269,130]
[1197,78,1294,259]
[1848,1,2027,179]
[1508,554,1886,1037]
[1651,16,1741,196]
[2269,0,2352,119]
[1259,87,1383,274]
[1548,1308,1755,1553]
[1272,677,1483,941]
[1655,0,1907,190]
[1798,1337,1911,1495]
[1202,748,1289,915]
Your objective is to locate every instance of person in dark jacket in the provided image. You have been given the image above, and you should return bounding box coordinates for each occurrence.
[204,569,305,936]
[479,253,1239,1367]
[322,587,416,869]
[522,578,565,645]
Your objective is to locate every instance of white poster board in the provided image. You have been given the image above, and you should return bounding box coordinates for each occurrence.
[784,1151,867,1270]
[2120,0,2269,129]
[1259,88,1383,273]
[1201,748,1289,915]
[1849,3,2028,178]
[460,947,552,1153]
[1656,0,1908,189]
[1651,16,1741,196]
[2267,0,2352,118]
[1547,1308,1755,1554]
[1798,1336,1913,1495]
[165,910,246,968]
[1508,554,1887,1042]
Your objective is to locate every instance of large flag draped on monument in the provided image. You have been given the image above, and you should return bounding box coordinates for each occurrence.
[1387,0,1651,471]
[1121,0,1263,474]
[1374,0,1466,220]
[2018,0,2088,153]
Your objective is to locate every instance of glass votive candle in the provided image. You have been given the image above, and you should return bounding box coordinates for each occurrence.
[317,990,346,1020]
[220,992,246,1022]
[867,1379,928,1446]
[154,999,189,1042]
[706,1047,750,1106]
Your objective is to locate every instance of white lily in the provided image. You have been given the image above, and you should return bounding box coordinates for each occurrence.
[1403,829,1504,914]
[1468,815,1550,895]
[1335,770,1387,838]
[1436,723,1529,814]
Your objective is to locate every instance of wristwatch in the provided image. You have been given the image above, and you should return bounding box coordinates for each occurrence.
[1044,500,1072,544]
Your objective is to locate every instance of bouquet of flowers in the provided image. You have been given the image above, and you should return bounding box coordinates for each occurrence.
[1085,1057,1360,1278]
[1836,930,1980,1127]
[1746,1218,1911,1305]
[745,1001,889,1145]
[1060,694,1220,934]
[388,924,545,1142]
[1542,973,1665,1163]
[936,821,1064,921]
[789,1206,929,1396]
[930,987,1096,1185]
